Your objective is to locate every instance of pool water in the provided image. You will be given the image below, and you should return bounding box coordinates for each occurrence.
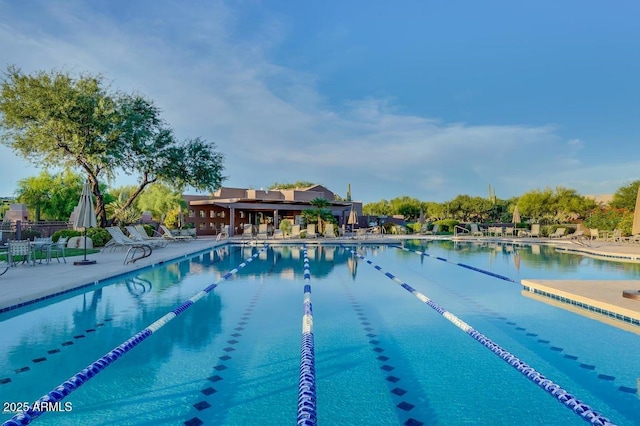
[1,241,639,425]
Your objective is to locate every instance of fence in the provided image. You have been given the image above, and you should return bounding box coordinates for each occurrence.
[0,221,70,243]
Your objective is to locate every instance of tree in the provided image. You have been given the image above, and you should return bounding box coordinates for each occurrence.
[136,183,186,220]
[0,66,225,227]
[610,180,640,210]
[15,172,52,221]
[389,196,422,221]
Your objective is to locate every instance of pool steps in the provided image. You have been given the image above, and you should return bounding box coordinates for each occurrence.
[343,245,615,426]
[3,246,269,426]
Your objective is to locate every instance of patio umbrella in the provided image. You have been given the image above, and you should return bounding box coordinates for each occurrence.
[633,185,640,235]
[73,180,97,265]
[419,208,425,224]
[512,205,521,225]
[348,205,358,230]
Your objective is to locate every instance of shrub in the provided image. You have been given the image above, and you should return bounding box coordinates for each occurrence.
[87,227,111,247]
[279,219,292,235]
[52,229,82,242]
[433,219,459,233]
[142,224,155,237]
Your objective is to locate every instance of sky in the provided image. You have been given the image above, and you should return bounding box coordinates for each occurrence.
[0,0,639,203]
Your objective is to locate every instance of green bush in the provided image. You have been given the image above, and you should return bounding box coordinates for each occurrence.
[433,219,459,233]
[87,227,111,247]
[279,219,292,235]
[141,224,155,237]
[583,209,631,234]
[52,229,82,242]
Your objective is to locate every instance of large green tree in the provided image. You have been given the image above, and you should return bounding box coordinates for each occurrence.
[0,66,225,227]
[610,180,640,210]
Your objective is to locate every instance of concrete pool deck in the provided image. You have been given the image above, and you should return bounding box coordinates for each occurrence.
[2,235,640,327]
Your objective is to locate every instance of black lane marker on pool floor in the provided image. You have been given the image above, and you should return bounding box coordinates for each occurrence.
[340,264,428,426]
[184,247,273,426]
[346,246,616,425]
[0,247,244,388]
[445,283,637,396]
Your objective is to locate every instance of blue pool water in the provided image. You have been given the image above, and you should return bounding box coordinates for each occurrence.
[1,241,639,425]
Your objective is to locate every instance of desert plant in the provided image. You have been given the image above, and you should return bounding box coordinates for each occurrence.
[87,227,111,247]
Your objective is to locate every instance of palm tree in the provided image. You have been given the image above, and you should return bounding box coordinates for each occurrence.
[309,197,331,234]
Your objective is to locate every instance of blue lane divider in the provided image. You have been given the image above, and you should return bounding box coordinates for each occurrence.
[392,244,517,283]
[3,245,270,426]
[343,246,615,426]
[297,245,317,426]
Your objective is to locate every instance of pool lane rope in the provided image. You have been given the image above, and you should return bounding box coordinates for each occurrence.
[392,244,517,283]
[343,246,615,426]
[297,245,317,426]
[3,245,270,426]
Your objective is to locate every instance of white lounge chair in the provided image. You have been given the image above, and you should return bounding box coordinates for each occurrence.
[159,224,193,242]
[306,224,318,238]
[324,223,336,238]
[132,225,169,247]
[288,225,301,239]
[469,224,484,237]
[548,228,566,239]
[126,225,168,248]
[104,226,149,251]
[242,224,254,240]
[257,224,269,239]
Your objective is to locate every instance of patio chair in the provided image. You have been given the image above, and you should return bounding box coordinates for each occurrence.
[242,224,254,240]
[48,237,69,263]
[272,228,284,239]
[8,240,35,266]
[126,225,168,248]
[104,227,146,251]
[216,225,229,241]
[469,224,484,237]
[133,225,169,247]
[257,224,269,239]
[504,227,514,237]
[306,224,318,238]
[324,223,336,238]
[159,224,193,242]
[288,225,301,239]
[32,237,53,263]
[548,228,566,239]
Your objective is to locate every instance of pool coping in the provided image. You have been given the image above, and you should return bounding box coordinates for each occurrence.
[521,279,640,334]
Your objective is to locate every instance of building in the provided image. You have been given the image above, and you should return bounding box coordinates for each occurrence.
[184,185,363,237]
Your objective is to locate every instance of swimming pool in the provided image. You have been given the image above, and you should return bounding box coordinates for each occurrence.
[1,241,639,425]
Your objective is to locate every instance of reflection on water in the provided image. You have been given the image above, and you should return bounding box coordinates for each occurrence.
[401,239,640,276]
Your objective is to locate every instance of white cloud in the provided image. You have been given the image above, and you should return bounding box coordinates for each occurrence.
[0,1,636,202]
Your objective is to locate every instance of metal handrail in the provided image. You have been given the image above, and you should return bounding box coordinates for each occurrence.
[454,225,470,237]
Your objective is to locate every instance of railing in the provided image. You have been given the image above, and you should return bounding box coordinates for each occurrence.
[1,221,70,242]
[453,225,469,237]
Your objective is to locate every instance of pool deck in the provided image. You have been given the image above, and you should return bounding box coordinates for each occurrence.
[2,235,640,322]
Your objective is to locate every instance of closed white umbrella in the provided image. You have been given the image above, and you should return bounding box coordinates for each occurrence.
[348,205,358,231]
[632,185,640,236]
[512,205,521,225]
[73,180,97,265]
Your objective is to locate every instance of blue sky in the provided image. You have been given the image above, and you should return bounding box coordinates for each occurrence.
[1,0,639,203]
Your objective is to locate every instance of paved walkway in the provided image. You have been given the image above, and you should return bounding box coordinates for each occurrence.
[1,235,639,313]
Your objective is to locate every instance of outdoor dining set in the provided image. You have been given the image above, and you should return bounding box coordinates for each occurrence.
[1,237,68,267]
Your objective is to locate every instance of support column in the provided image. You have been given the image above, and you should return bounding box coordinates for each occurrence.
[273,209,279,229]
[229,207,235,237]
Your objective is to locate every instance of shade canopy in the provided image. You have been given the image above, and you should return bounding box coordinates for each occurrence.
[512,205,521,225]
[633,185,640,236]
[73,181,97,230]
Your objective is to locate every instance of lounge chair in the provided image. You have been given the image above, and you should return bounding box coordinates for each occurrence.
[242,224,254,240]
[324,223,336,238]
[126,225,168,248]
[589,228,600,241]
[159,224,193,242]
[306,224,318,238]
[288,225,301,239]
[133,225,169,247]
[548,228,566,239]
[504,227,514,237]
[622,234,640,244]
[104,226,148,251]
[216,225,229,241]
[273,228,284,239]
[469,224,484,237]
[257,224,269,239]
